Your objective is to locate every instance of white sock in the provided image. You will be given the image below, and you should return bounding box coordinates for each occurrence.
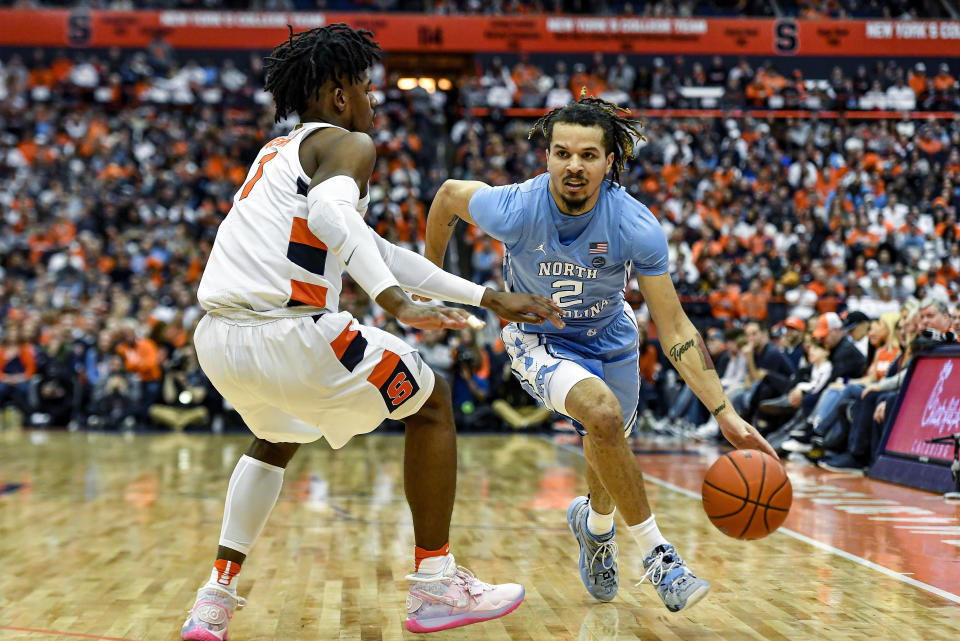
[627,514,669,554]
[587,505,615,536]
[208,563,240,593]
[218,455,284,556]
[416,553,452,576]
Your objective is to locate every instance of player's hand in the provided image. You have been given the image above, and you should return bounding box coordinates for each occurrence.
[482,290,565,328]
[395,302,470,330]
[412,294,432,303]
[717,413,779,460]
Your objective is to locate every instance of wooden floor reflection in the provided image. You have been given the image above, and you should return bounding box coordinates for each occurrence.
[1,430,959,641]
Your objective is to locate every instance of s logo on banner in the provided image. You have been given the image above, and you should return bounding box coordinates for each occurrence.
[68,11,92,46]
[775,20,798,54]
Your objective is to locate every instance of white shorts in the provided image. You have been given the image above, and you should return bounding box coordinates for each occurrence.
[194,312,435,448]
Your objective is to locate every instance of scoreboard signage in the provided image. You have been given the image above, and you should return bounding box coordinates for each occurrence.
[1,10,960,56]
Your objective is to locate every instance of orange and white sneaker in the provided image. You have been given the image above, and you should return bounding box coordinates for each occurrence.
[405,554,524,633]
[181,584,245,641]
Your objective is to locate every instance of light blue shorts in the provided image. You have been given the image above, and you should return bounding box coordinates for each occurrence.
[501,305,640,436]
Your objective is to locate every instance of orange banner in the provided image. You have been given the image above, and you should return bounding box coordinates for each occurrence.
[1,10,959,56]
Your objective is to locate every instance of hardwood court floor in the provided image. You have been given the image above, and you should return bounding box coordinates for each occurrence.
[1,429,959,641]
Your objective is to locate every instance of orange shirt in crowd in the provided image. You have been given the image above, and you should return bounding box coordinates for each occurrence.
[661,163,684,188]
[935,72,956,91]
[814,283,845,313]
[845,229,880,257]
[708,284,742,320]
[50,56,73,83]
[908,72,927,96]
[746,231,772,255]
[0,345,37,381]
[740,290,770,321]
[28,66,55,89]
[118,338,163,383]
[638,343,658,385]
[935,221,960,239]
[870,345,900,380]
[917,137,942,156]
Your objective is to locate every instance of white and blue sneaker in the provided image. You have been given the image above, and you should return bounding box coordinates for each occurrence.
[566,496,618,602]
[638,544,710,612]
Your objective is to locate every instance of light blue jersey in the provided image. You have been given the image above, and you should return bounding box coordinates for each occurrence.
[469,172,668,334]
[469,173,669,431]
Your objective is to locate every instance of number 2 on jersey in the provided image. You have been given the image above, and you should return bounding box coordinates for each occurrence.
[239,150,279,200]
[551,279,583,308]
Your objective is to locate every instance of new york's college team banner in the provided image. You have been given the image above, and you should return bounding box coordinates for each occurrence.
[1,10,960,55]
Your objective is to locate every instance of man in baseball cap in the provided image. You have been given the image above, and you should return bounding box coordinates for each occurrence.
[840,310,871,358]
[812,312,843,342]
[779,312,863,416]
[783,317,806,332]
[775,312,867,452]
[781,316,806,370]
[840,310,870,331]
[705,327,726,342]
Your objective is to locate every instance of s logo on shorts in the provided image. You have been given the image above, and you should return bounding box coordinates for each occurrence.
[368,350,420,411]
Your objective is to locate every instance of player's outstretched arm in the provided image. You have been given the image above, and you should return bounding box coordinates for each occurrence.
[369,230,564,328]
[421,179,564,326]
[424,179,490,268]
[637,272,778,459]
[303,132,464,331]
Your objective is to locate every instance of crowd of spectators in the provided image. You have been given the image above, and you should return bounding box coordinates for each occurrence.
[0,44,445,431]
[0,0,947,18]
[454,58,960,322]
[646,299,959,476]
[463,54,960,112]
[1,44,959,439]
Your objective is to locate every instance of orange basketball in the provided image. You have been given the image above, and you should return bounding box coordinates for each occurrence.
[701,450,792,540]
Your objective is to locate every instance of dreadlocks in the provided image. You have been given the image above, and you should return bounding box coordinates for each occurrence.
[264,23,382,122]
[528,89,645,187]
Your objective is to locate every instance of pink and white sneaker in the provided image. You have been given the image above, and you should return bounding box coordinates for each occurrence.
[405,554,525,633]
[181,584,245,641]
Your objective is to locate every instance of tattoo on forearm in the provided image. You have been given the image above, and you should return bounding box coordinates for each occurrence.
[669,335,715,371]
[712,402,727,416]
[696,334,716,371]
[669,339,696,363]
[446,215,459,227]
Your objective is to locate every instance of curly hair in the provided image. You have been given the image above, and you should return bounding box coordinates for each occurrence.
[528,89,645,187]
[264,23,382,122]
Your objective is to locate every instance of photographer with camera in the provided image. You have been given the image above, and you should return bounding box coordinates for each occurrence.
[148,343,215,432]
[450,328,497,431]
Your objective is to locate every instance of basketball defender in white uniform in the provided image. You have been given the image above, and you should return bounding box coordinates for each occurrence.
[181,24,562,640]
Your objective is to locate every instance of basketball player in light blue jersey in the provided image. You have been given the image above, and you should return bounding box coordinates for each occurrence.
[424,95,777,612]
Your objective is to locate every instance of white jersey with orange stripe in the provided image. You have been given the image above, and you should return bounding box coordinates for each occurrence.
[198,122,370,322]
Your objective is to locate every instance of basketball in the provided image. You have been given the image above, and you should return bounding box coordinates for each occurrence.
[701,450,792,540]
